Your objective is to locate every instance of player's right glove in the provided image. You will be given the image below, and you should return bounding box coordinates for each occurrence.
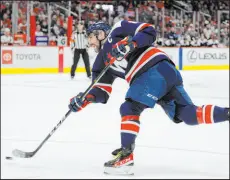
[68,92,95,112]
[106,36,137,65]
[111,36,137,58]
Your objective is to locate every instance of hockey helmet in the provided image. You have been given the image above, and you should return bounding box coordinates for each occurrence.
[86,21,111,37]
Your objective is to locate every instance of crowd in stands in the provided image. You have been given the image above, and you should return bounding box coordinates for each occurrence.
[1,0,229,47]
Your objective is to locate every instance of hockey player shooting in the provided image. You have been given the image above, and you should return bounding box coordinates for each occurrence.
[68,20,229,175]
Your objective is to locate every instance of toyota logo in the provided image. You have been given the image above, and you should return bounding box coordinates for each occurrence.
[3,53,12,62]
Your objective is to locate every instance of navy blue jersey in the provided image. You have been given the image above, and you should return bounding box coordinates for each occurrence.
[88,20,175,104]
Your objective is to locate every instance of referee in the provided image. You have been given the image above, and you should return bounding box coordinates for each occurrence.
[70,21,91,79]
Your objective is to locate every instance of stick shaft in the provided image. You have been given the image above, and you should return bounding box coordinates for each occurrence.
[23,63,113,157]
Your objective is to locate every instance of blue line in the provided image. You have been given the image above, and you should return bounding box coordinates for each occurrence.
[179,47,182,70]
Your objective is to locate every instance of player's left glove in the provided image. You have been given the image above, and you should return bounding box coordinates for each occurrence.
[107,36,137,64]
[68,92,95,112]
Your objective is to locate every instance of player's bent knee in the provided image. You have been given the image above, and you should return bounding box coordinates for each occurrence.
[120,99,147,117]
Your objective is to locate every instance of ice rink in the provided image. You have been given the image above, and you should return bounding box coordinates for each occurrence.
[1,70,229,179]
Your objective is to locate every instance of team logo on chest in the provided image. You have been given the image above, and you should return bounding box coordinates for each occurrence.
[110,58,128,73]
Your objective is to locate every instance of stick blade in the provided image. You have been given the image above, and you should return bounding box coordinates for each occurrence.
[12,149,34,158]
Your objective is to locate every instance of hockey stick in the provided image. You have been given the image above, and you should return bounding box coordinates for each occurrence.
[12,55,118,159]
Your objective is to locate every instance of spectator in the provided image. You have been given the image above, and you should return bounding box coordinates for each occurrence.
[35,24,44,36]
[51,14,58,27]
[190,37,199,47]
[167,27,178,41]
[2,13,11,29]
[59,22,67,36]
[156,35,163,46]
[40,20,48,35]
[1,20,4,36]
[1,28,13,45]
[197,33,208,46]
[186,24,198,39]
[49,32,57,46]
[51,24,60,37]
[207,38,214,47]
[203,21,212,40]
[14,35,25,46]
[178,36,185,47]
[18,19,27,34]
[211,34,219,47]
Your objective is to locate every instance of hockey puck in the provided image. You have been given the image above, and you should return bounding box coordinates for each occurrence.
[5,156,13,160]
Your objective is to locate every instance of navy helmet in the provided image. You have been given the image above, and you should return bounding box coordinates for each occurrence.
[86,21,111,37]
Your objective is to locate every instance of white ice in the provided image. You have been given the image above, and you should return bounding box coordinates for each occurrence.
[1,70,229,179]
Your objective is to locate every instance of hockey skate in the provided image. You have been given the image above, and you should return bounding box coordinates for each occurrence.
[111,147,123,156]
[104,147,134,175]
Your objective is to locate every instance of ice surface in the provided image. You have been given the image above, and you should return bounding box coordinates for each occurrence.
[1,70,229,179]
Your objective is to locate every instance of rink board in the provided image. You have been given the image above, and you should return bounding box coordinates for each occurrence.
[1,46,229,74]
[182,48,229,70]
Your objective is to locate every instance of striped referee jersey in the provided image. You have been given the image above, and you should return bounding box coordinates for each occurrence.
[70,30,88,50]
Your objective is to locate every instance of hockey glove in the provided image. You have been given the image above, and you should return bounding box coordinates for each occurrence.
[107,36,137,64]
[68,92,95,112]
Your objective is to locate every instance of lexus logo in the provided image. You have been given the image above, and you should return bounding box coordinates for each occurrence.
[187,50,197,63]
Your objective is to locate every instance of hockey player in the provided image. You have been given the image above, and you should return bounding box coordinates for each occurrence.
[68,20,229,175]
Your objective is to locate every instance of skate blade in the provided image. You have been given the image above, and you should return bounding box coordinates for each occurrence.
[104,165,134,176]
